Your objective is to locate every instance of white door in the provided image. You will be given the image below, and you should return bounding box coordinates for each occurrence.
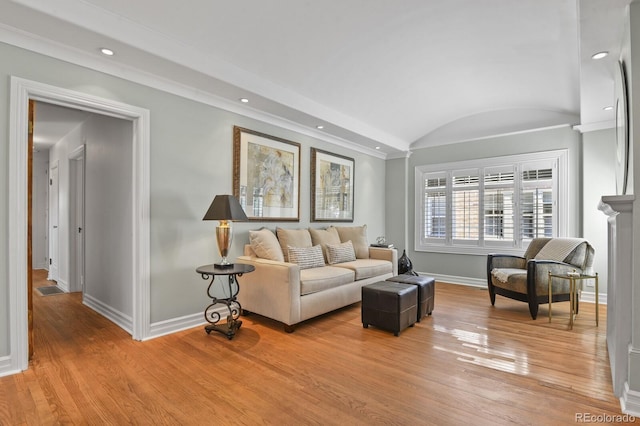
[70,148,85,292]
[48,162,59,282]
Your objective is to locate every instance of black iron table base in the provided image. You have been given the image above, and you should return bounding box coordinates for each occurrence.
[196,264,255,340]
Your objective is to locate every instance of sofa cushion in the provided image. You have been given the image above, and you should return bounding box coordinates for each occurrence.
[288,245,325,270]
[300,266,355,296]
[326,240,357,264]
[335,225,369,259]
[277,228,312,262]
[309,227,341,262]
[334,259,392,280]
[249,228,284,262]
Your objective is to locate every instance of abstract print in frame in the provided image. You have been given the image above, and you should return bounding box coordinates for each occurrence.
[233,126,300,221]
[311,148,354,222]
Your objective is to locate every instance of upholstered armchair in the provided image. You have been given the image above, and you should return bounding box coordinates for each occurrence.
[487,238,595,319]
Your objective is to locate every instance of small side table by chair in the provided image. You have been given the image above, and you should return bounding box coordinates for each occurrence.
[548,270,598,329]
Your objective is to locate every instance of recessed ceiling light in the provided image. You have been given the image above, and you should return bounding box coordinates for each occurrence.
[375,146,381,150]
[100,48,114,56]
[316,125,324,130]
[240,98,249,103]
[603,106,613,111]
[592,51,608,60]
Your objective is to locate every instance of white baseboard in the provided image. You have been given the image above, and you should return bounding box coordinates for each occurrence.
[56,278,69,293]
[83,294,133,335]
[147,312,206,341]
[0,355,20,378]
[414,271,487,288]
[146,306,230,341]
[579,290,608,305]
[416,272,607,305]
[621,382,640,417]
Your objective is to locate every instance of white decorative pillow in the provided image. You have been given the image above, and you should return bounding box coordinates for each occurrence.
[287,245,326,270]
[326,240,357,265]
[249,228,284,262]
[335,225,369,259]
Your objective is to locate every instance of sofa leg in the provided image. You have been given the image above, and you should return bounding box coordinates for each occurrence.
[284,324,296,333]
[528,302,538,320]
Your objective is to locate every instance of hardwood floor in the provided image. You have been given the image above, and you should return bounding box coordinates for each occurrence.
[0,269,634,425]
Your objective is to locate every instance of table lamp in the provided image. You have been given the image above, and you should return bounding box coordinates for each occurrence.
[203,194,248,268]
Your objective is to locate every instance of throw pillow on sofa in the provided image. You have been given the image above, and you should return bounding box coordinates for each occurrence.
[287,245,326,269]
[277,228,313,262]
[309,227,341,263]
[249,228,284,262]
[335,225,369,259]
[326,240,357,264]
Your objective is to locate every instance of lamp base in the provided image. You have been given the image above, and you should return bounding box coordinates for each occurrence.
[214,262,234,269]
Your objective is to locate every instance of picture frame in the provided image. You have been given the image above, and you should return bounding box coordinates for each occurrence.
[233,126,300,221]
[311,148,354,222]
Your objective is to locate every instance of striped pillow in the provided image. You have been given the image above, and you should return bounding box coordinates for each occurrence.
[326,240,356,264]
[287,245,326,269]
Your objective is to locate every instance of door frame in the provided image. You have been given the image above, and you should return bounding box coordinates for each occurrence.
[69,145,86,293]
[8,77,151,374]
[47,160,59,283]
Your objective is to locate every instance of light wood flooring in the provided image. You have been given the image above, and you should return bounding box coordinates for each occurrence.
[0,269,634,425]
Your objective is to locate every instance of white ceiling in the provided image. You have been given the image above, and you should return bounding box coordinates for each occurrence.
[1,0,631,156]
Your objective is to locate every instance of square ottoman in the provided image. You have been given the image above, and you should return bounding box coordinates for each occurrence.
[362,281,417,336]
[386,274,435,322]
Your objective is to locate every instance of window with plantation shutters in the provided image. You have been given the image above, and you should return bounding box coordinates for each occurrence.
[484,166,515,242]
[415,150,567,255]
[520,167,554,239]
[422,173,446,240]
[452,169,479,242]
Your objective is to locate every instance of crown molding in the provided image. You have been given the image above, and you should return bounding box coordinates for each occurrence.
[0,24,389,159]
[573,120,616,133]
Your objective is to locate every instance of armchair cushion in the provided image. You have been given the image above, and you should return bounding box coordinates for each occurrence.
[491,268,527,294]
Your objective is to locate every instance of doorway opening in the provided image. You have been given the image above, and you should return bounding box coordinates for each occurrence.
[8,77,151,374]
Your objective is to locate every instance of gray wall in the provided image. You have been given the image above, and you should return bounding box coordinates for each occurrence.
[83,114,134,317]
[582,128,616,295]
[0,42,388,357]
[386,126,585,285]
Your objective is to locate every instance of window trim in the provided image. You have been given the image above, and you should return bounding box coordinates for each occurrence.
[414,150,568,256]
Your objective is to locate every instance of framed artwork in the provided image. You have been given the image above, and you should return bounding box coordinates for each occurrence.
[311,148,354,222]
[233,126,300,221]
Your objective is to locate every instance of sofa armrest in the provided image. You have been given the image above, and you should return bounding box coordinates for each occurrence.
[369,247,398,275]
[235,255,302,326]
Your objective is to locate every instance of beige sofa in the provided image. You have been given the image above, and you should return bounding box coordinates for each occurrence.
[236,225,397,332]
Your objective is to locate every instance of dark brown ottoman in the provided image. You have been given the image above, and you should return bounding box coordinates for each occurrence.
[386,274,435,322]
[362,281,417,336]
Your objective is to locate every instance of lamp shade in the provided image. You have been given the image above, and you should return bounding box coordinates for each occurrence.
[202,195,248,221]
